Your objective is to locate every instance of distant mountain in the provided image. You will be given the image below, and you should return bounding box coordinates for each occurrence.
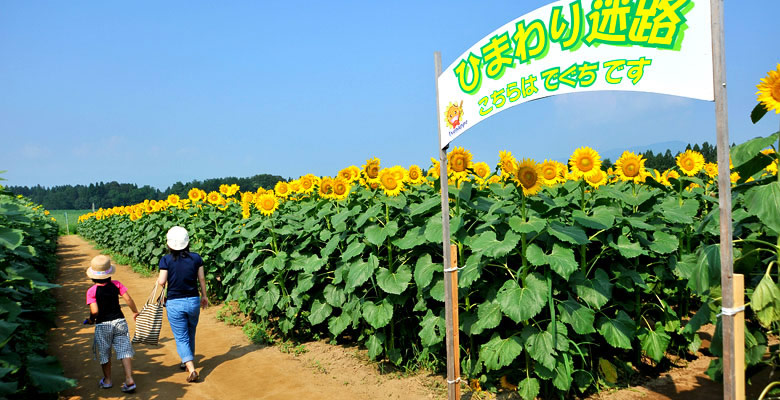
[600,140,687,162]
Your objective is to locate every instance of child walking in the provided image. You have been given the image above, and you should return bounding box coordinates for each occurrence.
[85,255,139,393]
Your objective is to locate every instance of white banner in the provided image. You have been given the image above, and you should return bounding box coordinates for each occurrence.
[438,0,713,149]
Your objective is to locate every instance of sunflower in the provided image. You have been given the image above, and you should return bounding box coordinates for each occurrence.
[498,150,517,177]
[167,194,180,207]
[300,174,316,193]
[730,171,740,185]
[392,166,408,184]
[499,375,517,391]
[338,167,354,182]
[761,149,778,175]
[255,193,278,216]
[427,157,441,179]
[569,146,601,178]
[686,183,701,192]
[676,149,705,176]
[207,191,222,205]
[585,168,608,188]
[665,169,680,184]
[219,184,230,195]
[289,180,302,194]
[407,165,425,184]
[615,151,647,183]
[241,202,251,219]
[472,161,491,180]
[363,158,381,180]
[447,147,472,176]
[539,159,561,186]
[703,162,719,178]
[514,158,542,195]
[217,197,229,211]
[241,191,256,204]
[188,188,203,202]
[379,168,404,196]
[756,63,780,114]
[227,184,240,197]
[469,379,482,392]
[319,177,334,198]
[275,181,291,198]
[332,177,351,201]
[257,187,266,196]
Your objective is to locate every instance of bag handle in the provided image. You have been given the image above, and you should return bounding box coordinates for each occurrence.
[146,283,166,305]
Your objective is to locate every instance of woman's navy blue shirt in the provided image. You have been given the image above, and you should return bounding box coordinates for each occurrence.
[159,252,203,300]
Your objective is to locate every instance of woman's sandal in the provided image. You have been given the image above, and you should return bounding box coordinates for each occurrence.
[186,370,199,383]
[98,378,112,389]
[120,382,136,393]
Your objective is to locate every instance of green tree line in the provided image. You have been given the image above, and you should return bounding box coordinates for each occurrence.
[602,141,718,170]
[7,174,285,210]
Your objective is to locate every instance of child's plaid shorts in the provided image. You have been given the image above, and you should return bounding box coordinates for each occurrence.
[93,318,134,364]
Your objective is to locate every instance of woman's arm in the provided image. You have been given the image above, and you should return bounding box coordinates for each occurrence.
[157,269,168,287]
[197,266,209,308]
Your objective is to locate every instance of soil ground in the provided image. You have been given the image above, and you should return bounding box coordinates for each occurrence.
[49,235,776,399]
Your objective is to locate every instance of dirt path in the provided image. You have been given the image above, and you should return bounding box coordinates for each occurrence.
[49,235,440,400]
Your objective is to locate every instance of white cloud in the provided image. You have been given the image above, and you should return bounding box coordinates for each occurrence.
[21,144,51,159]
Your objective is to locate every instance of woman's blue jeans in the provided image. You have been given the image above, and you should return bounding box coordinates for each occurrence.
[166,297,200,363]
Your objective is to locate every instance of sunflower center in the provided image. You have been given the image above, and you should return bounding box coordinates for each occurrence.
[452,157,466,172]
[684,159,694,169]
[772,82,780,102]
[580,157,593,171]
[624,162,638,177]
[519,168,537,188]
[542,167,556,180]
[383,176,398,190]
[335,183,347,195]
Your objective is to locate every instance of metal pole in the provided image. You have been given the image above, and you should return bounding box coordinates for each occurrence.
[435,51,459,400]
[65,212,69,235]
[710,1,740,399]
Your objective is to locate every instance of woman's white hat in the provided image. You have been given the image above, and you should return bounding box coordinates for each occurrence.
[167,226,190,251]
[86,255,115,279]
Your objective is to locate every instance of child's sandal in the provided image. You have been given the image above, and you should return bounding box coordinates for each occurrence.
[98,378,112,389]
[120,382,136,393]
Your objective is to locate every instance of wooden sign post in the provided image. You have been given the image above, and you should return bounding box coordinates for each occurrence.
[435,51,462,400]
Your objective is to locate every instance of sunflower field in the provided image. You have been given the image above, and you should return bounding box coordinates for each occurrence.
[0,184,76,397]
[75,128,780,398]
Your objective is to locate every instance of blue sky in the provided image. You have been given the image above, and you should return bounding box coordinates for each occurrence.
[2,1,778,190]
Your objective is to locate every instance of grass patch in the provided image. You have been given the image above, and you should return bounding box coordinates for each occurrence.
[48,209,91,235]
[89,241,156,277]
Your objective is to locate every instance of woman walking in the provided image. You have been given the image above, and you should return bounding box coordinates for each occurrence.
[157,226,209,383]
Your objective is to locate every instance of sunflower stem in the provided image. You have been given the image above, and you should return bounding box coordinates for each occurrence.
[385,202,393,272]
[520,194,528,281]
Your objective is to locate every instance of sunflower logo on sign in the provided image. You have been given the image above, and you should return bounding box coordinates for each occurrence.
[445,100,464,129]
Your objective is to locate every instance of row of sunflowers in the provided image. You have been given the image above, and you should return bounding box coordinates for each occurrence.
[76,64,780,398]
[78,146,777,225]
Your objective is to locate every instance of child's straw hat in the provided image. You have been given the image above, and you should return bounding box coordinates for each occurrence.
[86,255,115,279]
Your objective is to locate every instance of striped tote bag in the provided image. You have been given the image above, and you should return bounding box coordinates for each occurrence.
[132,283,164,345]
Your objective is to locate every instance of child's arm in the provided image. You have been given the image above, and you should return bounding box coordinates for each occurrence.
[89,302,99,323]
[121,292,140,320]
